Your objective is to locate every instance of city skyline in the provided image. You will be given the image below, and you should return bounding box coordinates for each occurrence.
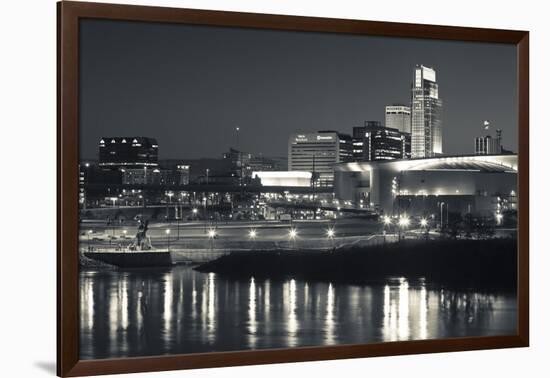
[75,15,520,363]
[80,19,517,160]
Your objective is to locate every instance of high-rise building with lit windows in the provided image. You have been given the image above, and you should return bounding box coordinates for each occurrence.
[352,121,410,162]
[411,65,443,158]
[385,105,411,134]
[288,131,352,186]
[98,137,159,167]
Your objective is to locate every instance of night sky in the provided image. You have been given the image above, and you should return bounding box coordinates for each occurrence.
[79,19,517,160]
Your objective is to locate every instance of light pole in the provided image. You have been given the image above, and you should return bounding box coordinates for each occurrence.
[166,192,173,219]
[382,215,392,243]
[177,216,181,240]
[87,230,93,251]
[203,196,208,233]
[249,229,257,249]
[326,228,335,251]
[235,127,242,187]
[496,213,503,226]
[165,229,171,252]
[288,228,297,249]
[420,218,428,239]
[398,216,410,241]
[208,228,216,250]
[440,202,446,230]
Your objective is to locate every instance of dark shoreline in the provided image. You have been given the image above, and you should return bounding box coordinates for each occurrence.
[195,238,518,290]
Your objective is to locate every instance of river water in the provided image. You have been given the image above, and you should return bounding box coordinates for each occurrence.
[79,266,517,360]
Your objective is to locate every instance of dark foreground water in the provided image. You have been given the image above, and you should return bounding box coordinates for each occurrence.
[80,266,517,359]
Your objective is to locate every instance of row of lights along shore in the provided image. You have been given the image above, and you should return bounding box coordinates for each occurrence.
[157,227,337,240]
[382,215,429,228]
[86,216,437,251]
[87,216,435,246]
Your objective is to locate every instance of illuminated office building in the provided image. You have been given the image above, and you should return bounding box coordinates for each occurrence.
[411,65,443,158]
[288,131,352,186]
[385,105,411,134]
[98,137,159,167]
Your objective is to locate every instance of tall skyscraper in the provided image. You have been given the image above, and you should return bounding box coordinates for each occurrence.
[385,105,411,133]
[411,65,443,158]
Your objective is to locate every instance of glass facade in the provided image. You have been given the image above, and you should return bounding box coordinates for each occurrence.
[385,105,411,134]
[411,65,443,158]
[288,131,352,186]
[352,122,411,162]
[98,137,159,167]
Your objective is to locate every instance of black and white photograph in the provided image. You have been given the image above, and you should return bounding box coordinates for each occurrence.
[77,17,519,360]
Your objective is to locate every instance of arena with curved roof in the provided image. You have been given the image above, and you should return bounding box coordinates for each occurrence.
[334,154,517,218]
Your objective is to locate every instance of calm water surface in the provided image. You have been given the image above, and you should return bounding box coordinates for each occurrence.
[80,266,516,359]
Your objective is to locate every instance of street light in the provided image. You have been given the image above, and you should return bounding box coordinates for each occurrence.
[203,196,208,233]
[87,230,93,251]
[398,216,410,240]
[326,228,335,250]
[208,228,216,250]
[496,213,503,226]
[399,216,410,227]
[165,228,171,251]
[248,229,257,239]
[440,202,446,229]
[289,228,297,239]
[383,215,392,226]
[166,192,174,219]
[420,218,428,240]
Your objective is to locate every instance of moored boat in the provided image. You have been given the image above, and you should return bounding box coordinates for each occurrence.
[83,219,173,267]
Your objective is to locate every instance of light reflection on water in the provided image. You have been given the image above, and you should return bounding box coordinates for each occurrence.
[79,266,517,360]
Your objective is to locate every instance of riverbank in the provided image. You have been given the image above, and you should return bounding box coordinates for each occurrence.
[195,238,517,289]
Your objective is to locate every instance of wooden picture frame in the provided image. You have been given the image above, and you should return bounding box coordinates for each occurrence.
[57,1,529,376]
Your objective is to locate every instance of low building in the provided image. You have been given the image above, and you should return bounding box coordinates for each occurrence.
[252,171,312,187]
[121,167,172,185]
[334,154,517,218]
[475,129,503,155]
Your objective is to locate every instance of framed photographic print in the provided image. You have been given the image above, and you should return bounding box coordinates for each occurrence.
[57,1,529,376]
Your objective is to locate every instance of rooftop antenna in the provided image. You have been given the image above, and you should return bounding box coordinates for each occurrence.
[483,120,490,130]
